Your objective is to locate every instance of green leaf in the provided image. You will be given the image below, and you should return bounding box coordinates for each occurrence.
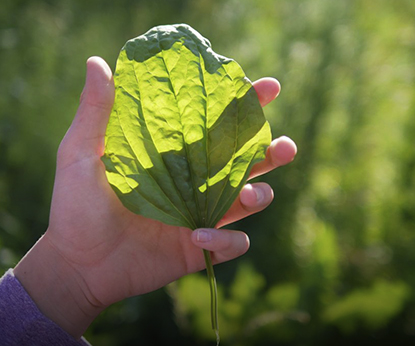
[102,24,271,230]
[102,24,272,343]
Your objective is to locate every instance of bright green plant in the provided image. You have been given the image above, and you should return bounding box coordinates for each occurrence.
[102,24,271,343]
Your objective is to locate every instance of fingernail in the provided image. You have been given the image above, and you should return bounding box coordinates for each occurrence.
[254,186,264,203]
[196,229,213,243]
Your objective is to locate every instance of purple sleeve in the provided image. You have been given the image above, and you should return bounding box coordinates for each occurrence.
[0,269,91,346]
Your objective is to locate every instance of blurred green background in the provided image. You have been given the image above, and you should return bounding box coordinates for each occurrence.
[1,0,415,345]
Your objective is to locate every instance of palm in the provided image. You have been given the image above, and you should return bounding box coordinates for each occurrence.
[47,153,201,306]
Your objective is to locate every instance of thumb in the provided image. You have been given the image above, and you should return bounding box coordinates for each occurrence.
[59,57,115,166]
[191,228,250,265]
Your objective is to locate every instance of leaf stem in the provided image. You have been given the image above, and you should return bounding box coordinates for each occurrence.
[203,249,220,345]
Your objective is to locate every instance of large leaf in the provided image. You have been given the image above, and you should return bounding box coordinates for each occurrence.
[102,24,271,230]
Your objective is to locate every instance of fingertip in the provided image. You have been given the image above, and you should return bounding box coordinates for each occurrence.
[270,136,297,166]
[240,184,267,209]
[86,56,113,84]
[240,184,256,208]
[253,77,281,107]
[82,57,114,103]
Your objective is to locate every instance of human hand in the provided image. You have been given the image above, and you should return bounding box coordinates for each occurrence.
[14,57,296,339]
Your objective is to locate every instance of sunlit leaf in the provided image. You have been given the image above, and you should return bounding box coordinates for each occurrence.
[102,24,271,229]
[102,24,271,343]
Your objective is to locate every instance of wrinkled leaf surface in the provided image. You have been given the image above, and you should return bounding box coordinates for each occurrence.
[103,24,271,230]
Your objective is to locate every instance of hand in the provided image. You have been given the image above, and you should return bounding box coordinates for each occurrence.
[14,57,297,339]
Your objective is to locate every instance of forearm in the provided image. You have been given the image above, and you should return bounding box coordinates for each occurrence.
[13,234,103,340]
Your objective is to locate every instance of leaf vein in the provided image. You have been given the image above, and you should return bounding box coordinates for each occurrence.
[116,78,195,228]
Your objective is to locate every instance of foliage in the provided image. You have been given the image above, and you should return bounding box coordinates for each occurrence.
[103,23,270,342]
[1,0,415,345]
[323,280,410,333]
[103,24,270,229]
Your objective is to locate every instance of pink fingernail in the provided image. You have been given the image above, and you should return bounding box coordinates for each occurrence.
[196,229,212,243]
[254,186,264,203]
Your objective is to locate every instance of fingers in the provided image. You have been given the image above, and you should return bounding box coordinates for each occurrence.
[191,228,250,264]
[57,57,115,168]
[253,77,281,107]
[216,182,274,228]
[252,78,296,177]
[214,137,296,228]
[249,136,297,180]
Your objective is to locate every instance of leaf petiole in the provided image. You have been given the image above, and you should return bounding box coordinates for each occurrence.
[203,249,220,345]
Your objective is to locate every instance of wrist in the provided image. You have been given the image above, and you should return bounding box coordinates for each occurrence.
[13,233,104,339]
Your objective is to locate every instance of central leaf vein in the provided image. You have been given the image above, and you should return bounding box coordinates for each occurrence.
[159,46,204,228]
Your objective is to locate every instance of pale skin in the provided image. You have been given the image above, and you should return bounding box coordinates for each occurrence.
[13,57,297,340]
